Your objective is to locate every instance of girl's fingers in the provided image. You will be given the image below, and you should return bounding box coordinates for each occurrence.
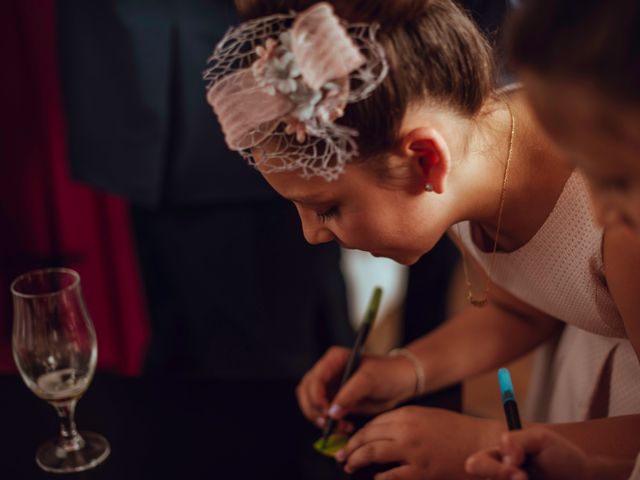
[336,419,355,433]
[297,346,358,426]
[465,448,513,479]
[329,369,377,417]
[343,439,398,474]
[296,375,321,421]
[309,347,351,414]
[305,374,329,418]
[337,422,393,462]
[500,428,546,465]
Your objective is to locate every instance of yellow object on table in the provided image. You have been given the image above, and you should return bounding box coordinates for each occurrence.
[313,433,349,457]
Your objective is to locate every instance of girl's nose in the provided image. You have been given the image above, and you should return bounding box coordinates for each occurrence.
[301,220,336,245]
[297,212,336,245]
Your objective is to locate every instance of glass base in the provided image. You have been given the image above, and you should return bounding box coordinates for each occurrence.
[36,431,110,473]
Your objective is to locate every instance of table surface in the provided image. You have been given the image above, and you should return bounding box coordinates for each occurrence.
[1,374,460,479]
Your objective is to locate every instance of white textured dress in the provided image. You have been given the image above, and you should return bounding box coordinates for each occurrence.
[630,455,640,480]
[453,170,640,422]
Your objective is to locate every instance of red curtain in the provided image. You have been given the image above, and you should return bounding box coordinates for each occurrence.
[0,0,149,375]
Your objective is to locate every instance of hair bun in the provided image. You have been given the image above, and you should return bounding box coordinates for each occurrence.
[346,0,429,26]
[236,0,430,26]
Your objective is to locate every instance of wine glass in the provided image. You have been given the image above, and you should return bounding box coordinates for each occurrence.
[11,268,110,473]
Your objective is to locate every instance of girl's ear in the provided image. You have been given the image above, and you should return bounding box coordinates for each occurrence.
[401,127,451,194]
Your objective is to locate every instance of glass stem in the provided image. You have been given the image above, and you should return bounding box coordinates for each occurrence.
[54,400,85,452]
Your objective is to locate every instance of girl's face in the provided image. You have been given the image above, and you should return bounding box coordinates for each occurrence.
[258,161,453,265]
[523,73,640,231]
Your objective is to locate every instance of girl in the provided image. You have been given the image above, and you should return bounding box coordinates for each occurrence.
[466,0,640,479]
[204,1,640,478]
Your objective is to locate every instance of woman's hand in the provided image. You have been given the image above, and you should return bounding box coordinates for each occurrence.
[465,427,590,480]
[336,406,503,479]
[296,346,416,430]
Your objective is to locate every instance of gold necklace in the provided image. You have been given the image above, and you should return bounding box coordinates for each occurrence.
[456,102,515,307]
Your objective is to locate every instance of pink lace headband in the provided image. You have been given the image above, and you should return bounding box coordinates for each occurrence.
[204,2,388,181]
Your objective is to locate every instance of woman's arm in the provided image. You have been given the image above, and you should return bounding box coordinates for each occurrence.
[297,243,561,425]
[406,264,561,395]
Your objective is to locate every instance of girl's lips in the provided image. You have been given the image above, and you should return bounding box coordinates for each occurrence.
[335,240,387,258]
[336,239,355,250]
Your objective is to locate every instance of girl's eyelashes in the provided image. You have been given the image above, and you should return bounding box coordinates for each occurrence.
[317,206,339,222]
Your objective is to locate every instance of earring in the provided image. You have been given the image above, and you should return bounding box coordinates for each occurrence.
[424,183,434,192]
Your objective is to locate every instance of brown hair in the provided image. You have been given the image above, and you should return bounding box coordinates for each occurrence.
[508,0,640,107]
[236,0,496,158]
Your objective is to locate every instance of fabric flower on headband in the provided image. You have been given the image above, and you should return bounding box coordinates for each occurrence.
[204,2,388,181]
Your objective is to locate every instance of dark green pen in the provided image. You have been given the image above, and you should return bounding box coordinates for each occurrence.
[320,286,383,448]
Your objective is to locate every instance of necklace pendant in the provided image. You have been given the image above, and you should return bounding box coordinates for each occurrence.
[467,293,488,308]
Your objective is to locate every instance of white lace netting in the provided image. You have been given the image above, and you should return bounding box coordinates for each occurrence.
[203,9,388,181]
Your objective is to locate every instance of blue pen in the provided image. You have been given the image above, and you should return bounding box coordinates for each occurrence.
[498,368,522,431]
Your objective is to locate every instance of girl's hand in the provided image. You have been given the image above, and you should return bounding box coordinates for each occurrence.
[465,427,590,480]
[296,346,416,431]
[336,406,503,479]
